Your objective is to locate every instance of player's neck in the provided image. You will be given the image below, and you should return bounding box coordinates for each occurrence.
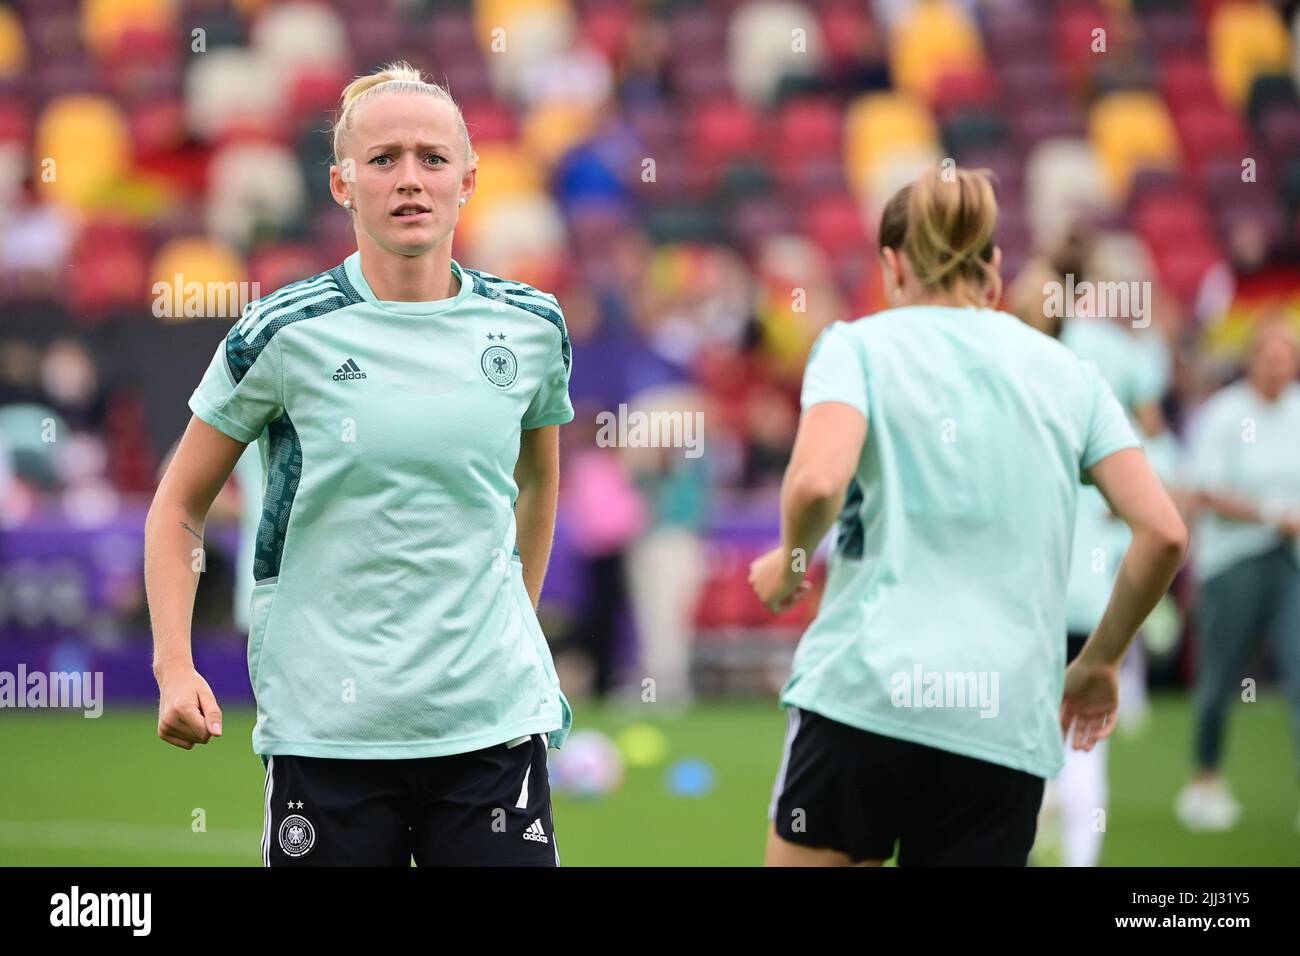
[357,241,459,302]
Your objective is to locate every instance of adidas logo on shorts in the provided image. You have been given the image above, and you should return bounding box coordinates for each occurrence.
[333,358,367,381]
[522,819,549,844]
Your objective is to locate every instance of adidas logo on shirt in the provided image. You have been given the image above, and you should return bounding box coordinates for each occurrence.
[522,819,549,844]
[333,358,367,381]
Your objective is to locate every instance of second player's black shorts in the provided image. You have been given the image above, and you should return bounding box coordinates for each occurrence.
[1067,632,1089,665]
[262,733,557,866]
[769,708,1044,865]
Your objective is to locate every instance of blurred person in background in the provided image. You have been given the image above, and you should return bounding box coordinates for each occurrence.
[1011,225,1172,867]
[751,167,1187,866]
[0,178,75,298]
[1177,320,1300,832]
[0,340,66,495]
[558,404,646,698]
[0,431,14,521]
[0,339,43,407]
[39,338,108,434]
[145,62,573,866]
[624,383,710,707]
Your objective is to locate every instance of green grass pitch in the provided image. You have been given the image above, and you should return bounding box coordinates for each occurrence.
[1,694,1296,865]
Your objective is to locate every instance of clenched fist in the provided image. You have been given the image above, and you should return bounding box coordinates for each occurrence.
[155,663,223,750]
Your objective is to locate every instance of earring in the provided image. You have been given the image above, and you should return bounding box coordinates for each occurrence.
[893,287,903,298]
[458,197,466,207]
[343,199,352,209]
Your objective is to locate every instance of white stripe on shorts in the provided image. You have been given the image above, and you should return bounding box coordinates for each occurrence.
[261,756,274,867]
[767,707,802,821]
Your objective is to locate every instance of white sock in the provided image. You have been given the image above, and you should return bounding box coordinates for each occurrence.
[1058,739,1109,867]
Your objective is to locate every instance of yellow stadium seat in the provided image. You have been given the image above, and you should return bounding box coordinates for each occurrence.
[844,92,940,200]
[1208,1,1291,108]
[520,102,599,169]
[475,0,574,86]
[82,0,174,59]
[149,237,248,323]
[455,143,545,245]
[890,0,985,101]
[34,95,131,209]
[1088,91,1181,200]
[0,6,27,79]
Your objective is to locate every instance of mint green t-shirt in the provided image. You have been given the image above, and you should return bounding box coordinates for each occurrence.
[189,253,574,758]
[1060,317,1160,634]
[1184,381,1300,582]
[782,306,1139,778]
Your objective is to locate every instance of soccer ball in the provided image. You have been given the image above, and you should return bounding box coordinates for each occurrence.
[551,729,624,799]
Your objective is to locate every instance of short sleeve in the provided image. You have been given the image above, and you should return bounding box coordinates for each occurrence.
[522,324,574,430]
[1080,359,1140,482]
[800,322,868,417]
[188,329,283,443]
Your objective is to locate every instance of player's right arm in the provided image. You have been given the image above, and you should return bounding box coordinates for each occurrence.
[144,416,248,748]
[1063,447,1188,751]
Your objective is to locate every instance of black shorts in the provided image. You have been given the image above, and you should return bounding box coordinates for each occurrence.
[1067,632,1089,665]
[262,733,557,866]
[769,708,1044,866]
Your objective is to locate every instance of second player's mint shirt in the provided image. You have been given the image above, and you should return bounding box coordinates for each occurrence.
[783,306,1139,778]
[1060,317,1160,634]
[190,252,574,759]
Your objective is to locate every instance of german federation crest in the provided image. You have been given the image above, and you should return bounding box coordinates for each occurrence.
[481,344,518,388]
[278,814,315,858]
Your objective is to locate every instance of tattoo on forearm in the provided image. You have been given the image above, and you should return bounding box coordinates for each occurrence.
[180,522,203,543]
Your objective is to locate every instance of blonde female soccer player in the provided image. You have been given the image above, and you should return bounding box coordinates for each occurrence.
[145,63,573,866]
[750,168,1187,866]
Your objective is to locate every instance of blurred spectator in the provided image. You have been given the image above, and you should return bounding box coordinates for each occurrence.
[39,338,107,434]
[624,384,711,705]
[1178,321,1300,831]
[558,413,647,698]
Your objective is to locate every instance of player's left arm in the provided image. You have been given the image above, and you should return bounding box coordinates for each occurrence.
[514,424,561,608]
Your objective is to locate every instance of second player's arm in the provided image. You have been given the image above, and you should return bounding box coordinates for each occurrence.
[513,425,561,609]
[1081,447,1189,667]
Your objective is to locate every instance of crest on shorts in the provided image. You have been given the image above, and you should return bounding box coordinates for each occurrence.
[480,344,518,389]
[278,814,316,858]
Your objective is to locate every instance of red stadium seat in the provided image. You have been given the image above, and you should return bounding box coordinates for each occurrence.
[285,66,353,126]
[1174,105,1249,168]
[1159,56,1220,116]
[932,69,998,118]
[802,193,867,259]
[579,3,634,64]
[461,98,519,148]
[1153,241,1221,303]
[688,99,765,170]
[0,99,29,143]
[816,1,873,67]
[773,97,841,160]
[1055,4,1113,93]
[1133,191,1215,246]
[68,221,149,317]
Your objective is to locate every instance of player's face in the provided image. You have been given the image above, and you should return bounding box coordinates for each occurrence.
[1249,331,1299,396]
[332,93,475,258]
